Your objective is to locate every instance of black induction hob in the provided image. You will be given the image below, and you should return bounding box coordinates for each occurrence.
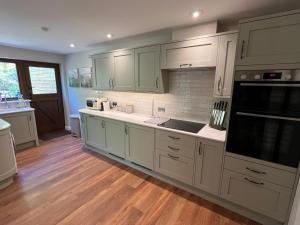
[158,119,205,134]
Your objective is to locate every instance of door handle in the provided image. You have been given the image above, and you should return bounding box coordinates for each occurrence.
[179,64,192,68]
[167,154,179,160]
[168,135,180,140]
[217,77,222,93]
[109,79,112,89]
[155,77,159,89]
[198,143,202,155]
[101,120,105,128]
[244,177,264,186]
[240,40,245,59]
[246,167,267,175]
[112,78,115,89]
[168,146,180,151]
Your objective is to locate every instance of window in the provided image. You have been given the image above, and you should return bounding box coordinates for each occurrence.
[29,66,57,94]
[0,61,21,99]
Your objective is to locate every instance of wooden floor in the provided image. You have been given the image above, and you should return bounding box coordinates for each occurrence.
[0,135,260,225]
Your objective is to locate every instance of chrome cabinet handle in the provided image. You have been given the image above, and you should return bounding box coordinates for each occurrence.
[179,64,192,68]
[168,135,180,140]
[246,167,266,175]
[168,146,180,151]
[101,120,105,128]
[125,125,128,135]
[168,154,179,160]
[240,40,245,59]
[198,143,202,155]
[155,77,159,89]
[217,77,222,93]
[244,177,264,186]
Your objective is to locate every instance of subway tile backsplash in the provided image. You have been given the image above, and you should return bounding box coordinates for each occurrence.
[101,69,215,123]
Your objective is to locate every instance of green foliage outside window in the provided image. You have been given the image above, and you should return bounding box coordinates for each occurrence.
[0,62,20,99]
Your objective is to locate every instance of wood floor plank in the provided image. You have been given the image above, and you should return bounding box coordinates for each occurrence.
[0,135,261,225]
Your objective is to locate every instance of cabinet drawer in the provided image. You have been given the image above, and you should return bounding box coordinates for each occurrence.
[224,156,296,188]
[155,150,194,185]
[156,130,196,153]
[221,169,292,222]
[156,139,195,158]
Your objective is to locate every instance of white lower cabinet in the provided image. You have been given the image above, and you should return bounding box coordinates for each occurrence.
[194,139,224,195]
[221,169,292,222]
[126,124,154,170]
[83,114,106,151]
[155,150,194,185]
[105,119,126,158]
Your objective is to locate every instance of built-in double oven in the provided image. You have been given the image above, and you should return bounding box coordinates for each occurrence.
[226,70,300,168]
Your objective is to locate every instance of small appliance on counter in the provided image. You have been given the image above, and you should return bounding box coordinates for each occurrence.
[209,100,228,130]
[86,97,108,110]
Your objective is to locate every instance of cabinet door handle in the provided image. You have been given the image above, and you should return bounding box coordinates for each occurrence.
[109,79,112,88]
[167,154,179,160]
[198,143,202,155]
[101,120,105,128]
[112,78,115,89]
[125,125,128,135]
[168,135,180,140]
[217,77,222,93]
[179,64,192,68]
[240,40,245,59]
[168,146,180,151]
[155,77,159,89]
[244,177,264,186]
[246,167,267,175]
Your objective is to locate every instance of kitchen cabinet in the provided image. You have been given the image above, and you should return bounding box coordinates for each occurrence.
[93,53,114,90]
[221,169,292,222]
[236,11,300,66]
[105,119,126,158]
[194,139,224,195]
[126,124,154,170]
[134,45,167,93]
[1,111,38,147]
[82,114,106,151]
[213,33,237,98]
[161,36,218,69]
[113,49,135,91]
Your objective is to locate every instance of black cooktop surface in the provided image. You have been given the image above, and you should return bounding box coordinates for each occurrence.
[158,119,205,134]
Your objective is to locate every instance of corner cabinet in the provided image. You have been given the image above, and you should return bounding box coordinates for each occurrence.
[105,119,126,158]
[194,138,224,195]
[213,33,237,98]
[126,124,155,170]
[161,36,218,69]
[92,53,114,90]
[134,45,167,93]
[236,11,300,66]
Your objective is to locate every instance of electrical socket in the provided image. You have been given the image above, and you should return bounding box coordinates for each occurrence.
[158,107,165,112]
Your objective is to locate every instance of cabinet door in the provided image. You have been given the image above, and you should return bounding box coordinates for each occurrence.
[84,115,106,150]
[112,50,135,91]
[2,112,35,145]
[236,12,300,66]
[105,119,126,158]
[134,45,162,93]
[221,169,292,222]
[214,33,237,98]
[194,139,224,195]
[161,36,218,69]
[93,53,113,90]
[127,124,154,170]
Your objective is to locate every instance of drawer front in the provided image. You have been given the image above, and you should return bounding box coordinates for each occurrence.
[156,139,195,158]
[155,150,194,185]
[221,169,292,222]
[224,156,296,188]
[156,130,196,152]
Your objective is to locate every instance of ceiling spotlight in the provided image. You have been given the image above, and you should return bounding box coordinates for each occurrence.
[69,43,76,48]
[192,10,201,18]
[106,33,113,39]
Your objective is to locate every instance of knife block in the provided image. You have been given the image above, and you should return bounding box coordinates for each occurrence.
[209,100,227,130]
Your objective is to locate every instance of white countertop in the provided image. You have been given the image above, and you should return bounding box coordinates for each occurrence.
[0,119,10,131]
[79,108,226,142]
[0,107,34,116]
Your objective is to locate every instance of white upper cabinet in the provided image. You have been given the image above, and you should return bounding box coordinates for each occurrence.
[134,45,166,93]
[113,49,135,91]
[194,139,224,195]
[161,36,218,69]
[214,33,237,98]
[236,11,300,66]
[93,53,114,90]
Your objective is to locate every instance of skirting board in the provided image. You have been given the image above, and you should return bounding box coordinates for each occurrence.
[85,144,282,225]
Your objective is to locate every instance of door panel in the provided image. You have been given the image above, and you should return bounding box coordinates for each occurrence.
[105,119,126,158]
[85,115,106,150]
[93,53,113,90]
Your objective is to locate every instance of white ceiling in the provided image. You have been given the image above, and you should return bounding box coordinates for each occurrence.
[0,0,299,54]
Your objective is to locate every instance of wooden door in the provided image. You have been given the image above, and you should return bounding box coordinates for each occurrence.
[22,62,65,134]
[236,12,300,66]
[214,33,237,98]
[127,124,154,170]
[84,115,106,150]
[105,119,126,158]
[194,139,224,195]
[112,50,135,91]
[134,45,161,92]
[93,53,113,90]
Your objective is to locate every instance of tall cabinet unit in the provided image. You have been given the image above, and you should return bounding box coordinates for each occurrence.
[236,11,300,66]
[213,33,237,98]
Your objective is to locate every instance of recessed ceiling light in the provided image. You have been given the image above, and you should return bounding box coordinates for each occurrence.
[69,43,76,48]
[192,10,201,19]
[106,33,113,39]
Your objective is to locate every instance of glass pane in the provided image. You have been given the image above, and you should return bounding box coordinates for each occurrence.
[29,67,57,94]
[0,62,20,99]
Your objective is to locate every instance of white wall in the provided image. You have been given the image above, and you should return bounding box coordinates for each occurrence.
[0,45,70,127]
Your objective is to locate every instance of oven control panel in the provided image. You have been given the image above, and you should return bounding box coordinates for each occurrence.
[235,70,300,81]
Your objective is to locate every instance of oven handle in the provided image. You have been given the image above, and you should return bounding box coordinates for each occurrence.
[240,83,300,87]
[236,112,300,122]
